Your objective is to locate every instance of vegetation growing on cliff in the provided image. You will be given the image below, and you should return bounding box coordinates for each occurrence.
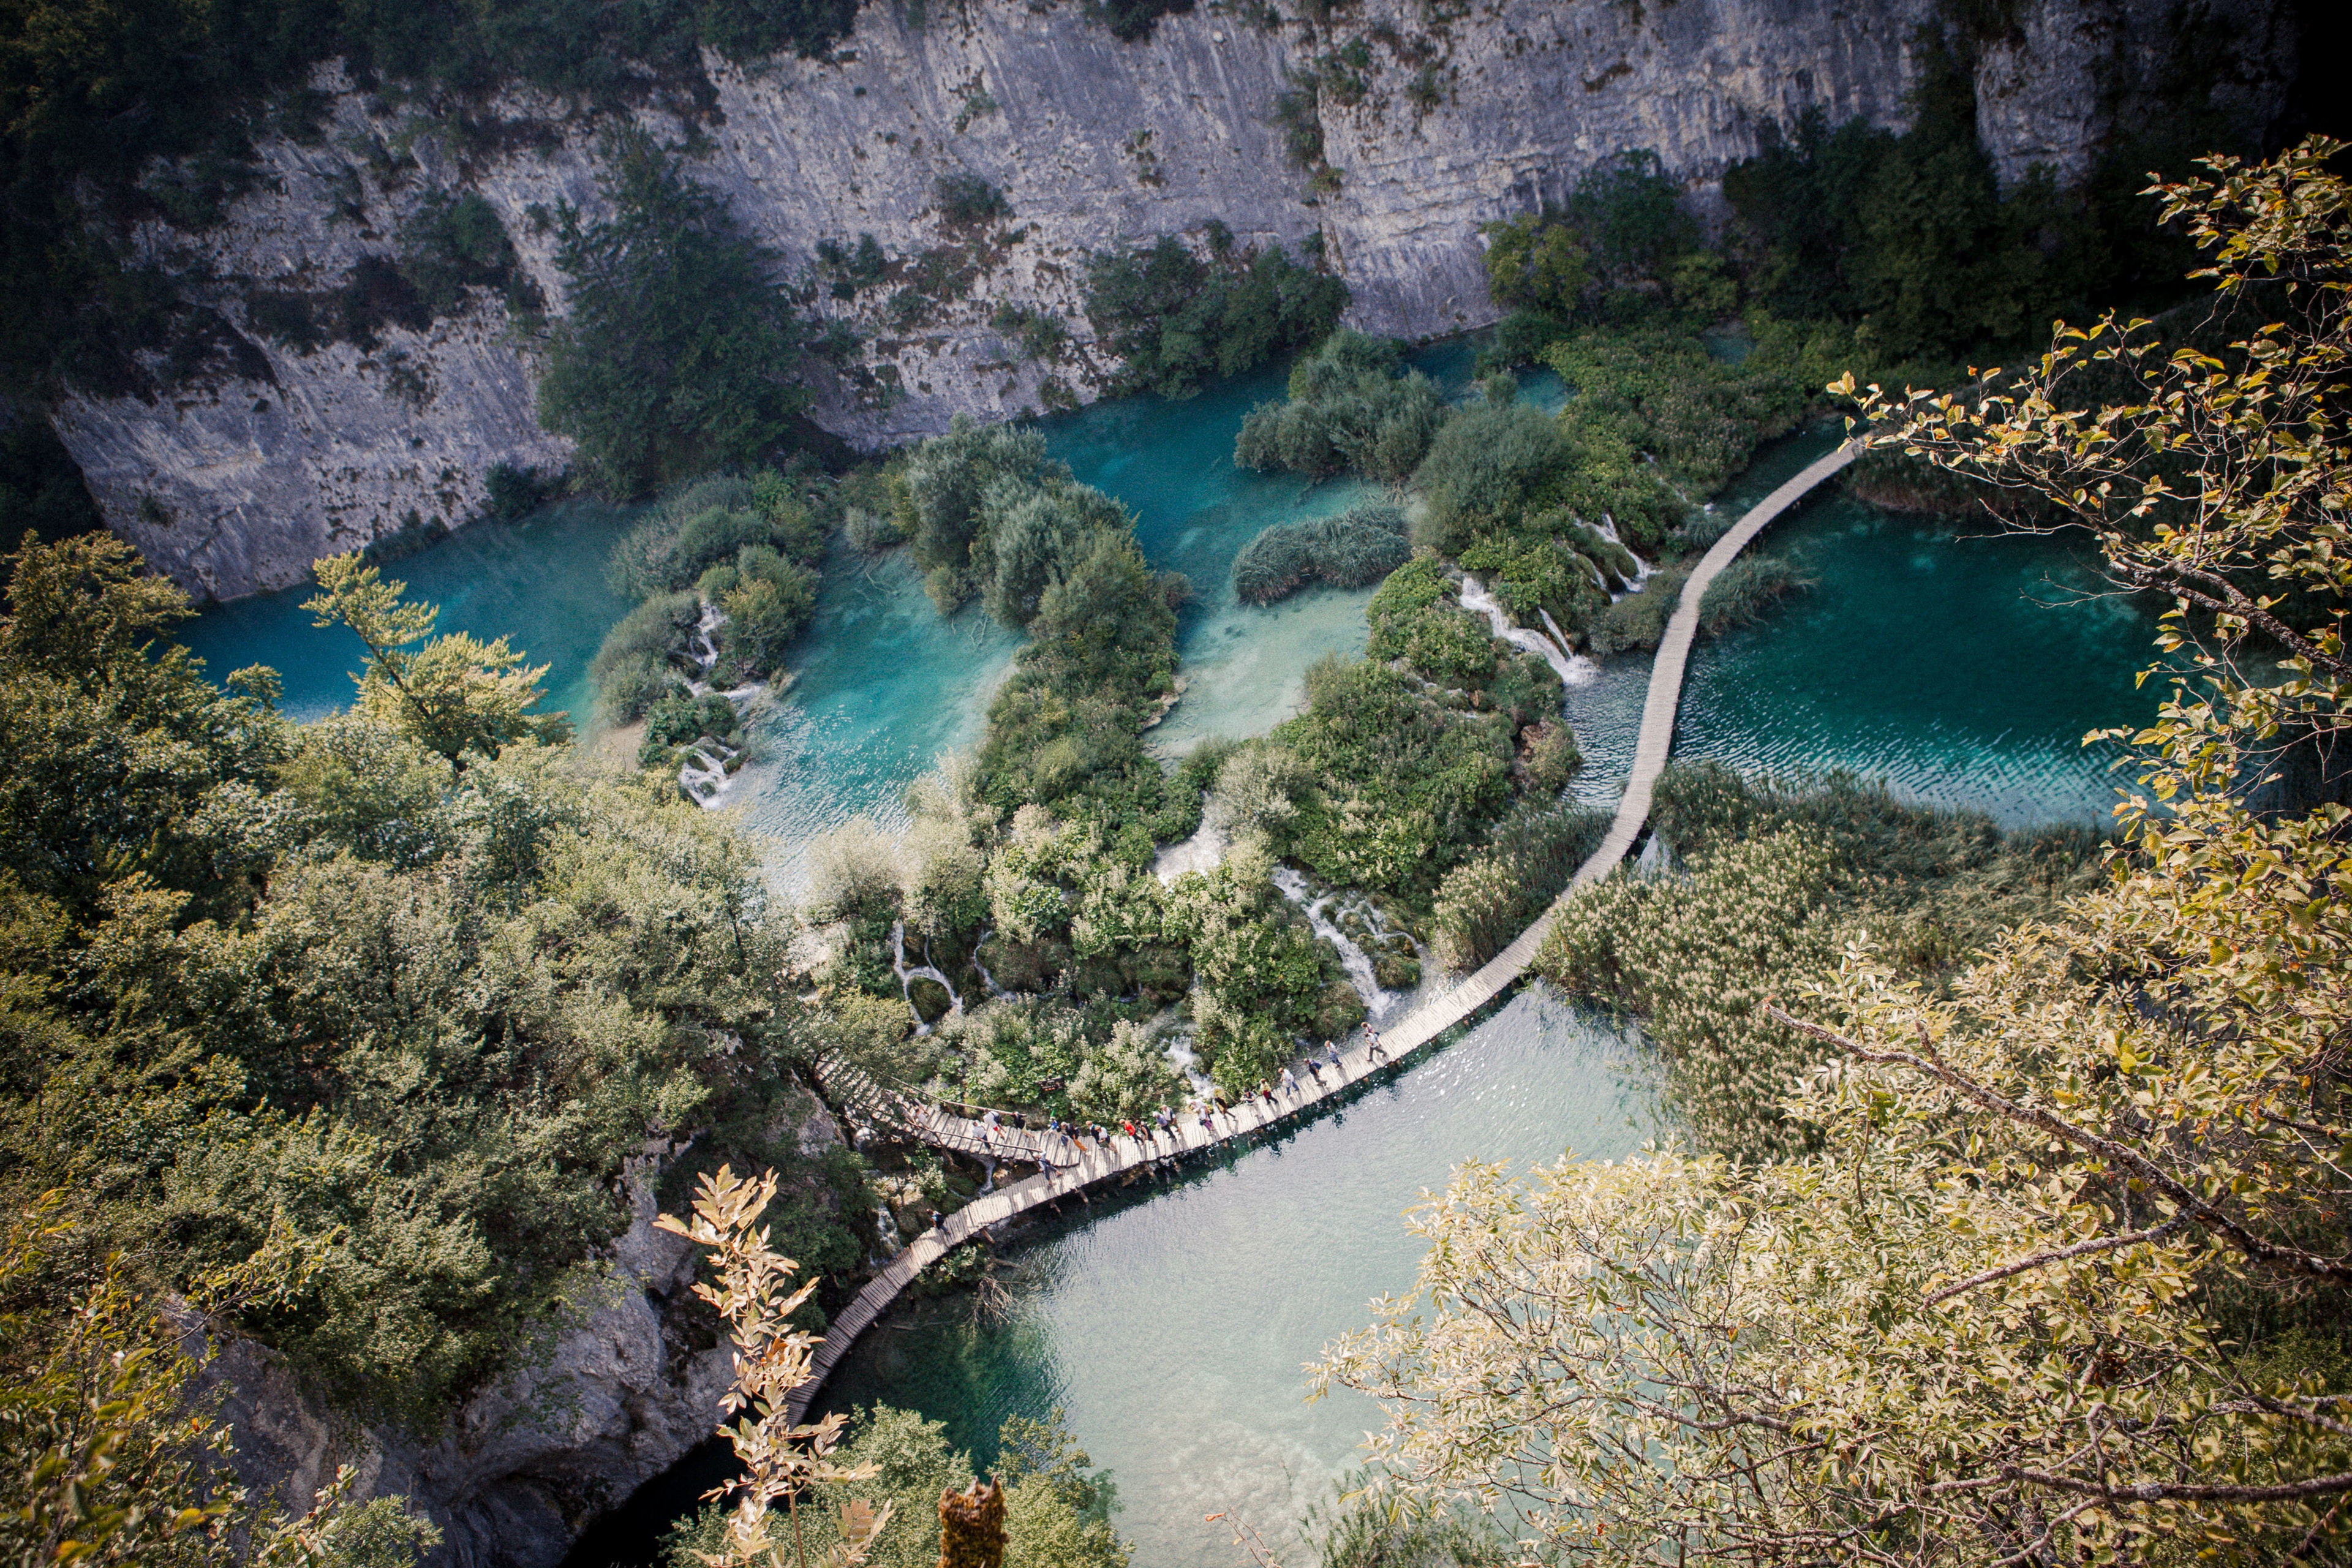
[1082,231,1348,400]
[540,132,820,498]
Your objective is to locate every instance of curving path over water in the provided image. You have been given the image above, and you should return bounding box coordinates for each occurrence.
[781,437,1860,1423]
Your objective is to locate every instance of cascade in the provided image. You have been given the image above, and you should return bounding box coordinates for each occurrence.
[1270,867,1419,1027]
[889,921,963,1031]
[1457,575,1599,689]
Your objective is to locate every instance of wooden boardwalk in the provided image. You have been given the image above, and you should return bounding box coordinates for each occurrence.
[782,439,1859,1423]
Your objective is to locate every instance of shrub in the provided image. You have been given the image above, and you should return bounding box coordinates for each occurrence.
[1587,566,1686,655]
[399,190,538,318]
[608,473,823,598]
[934,172,1010,227]
[1267,655,1516,902]
[1518,718,1580,792]
[1697,551,1810,632]
[1544,329,1806,496]
[1410,402,1572,554]
[714,545,820,671]
[591,590,699,721]
[1429,799,1610,970]
[1230,502,1411,604]
[1233,329,1446,481]
[482,461,556,519]
[1084,235,1348,399]
[644,690,738,747]
[899,415,1062,610]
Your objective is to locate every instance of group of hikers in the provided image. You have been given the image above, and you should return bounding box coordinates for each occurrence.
[969,1020,1390,1164]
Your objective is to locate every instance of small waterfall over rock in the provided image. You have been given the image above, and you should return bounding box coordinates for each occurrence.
[1272,867,1422,1027]
[673,598,769,810]
[1593,514,1660,601]
[1458,575,1598,688]
[1153,808,1227,884]
[890,921,962,1032]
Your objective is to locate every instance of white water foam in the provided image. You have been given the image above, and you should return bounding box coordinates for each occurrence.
[1458,574,1599,688]
[1270,866,1421,1027]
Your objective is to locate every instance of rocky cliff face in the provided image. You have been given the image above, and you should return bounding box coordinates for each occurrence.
[51,0,2296,600]
[199,1094,845,1568]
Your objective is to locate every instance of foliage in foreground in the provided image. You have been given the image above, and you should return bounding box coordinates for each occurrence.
[0,1194,440,1567]
[1316,137,2352,1566]
[658,1167,1126,1568]
[0,535,859,1426]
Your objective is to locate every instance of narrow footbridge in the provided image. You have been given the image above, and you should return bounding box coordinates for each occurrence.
[783,439,1860,1423]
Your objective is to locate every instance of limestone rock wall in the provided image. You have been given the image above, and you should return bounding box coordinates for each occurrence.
[202,1081,846,1568]
[196,1158,735,1568]
[47,0,2297,601]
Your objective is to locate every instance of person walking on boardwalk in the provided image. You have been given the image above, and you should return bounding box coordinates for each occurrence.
[1304,1055,1325,1088]
[1280,1065,1299,1096]
[1324,1039,1344,1075]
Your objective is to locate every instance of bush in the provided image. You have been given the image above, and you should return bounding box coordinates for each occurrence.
[899,415,1062,610]
[1233,329,1446,481]
[398,190,538,318]
[1084,235,1348,399]
[1230,502,1411,604]
[1410,402,1572,554]
[1587,565,1686,655]
[934,172,1010,227]
[608,473,823,599]
[482,462,557,520]
[644,690,738,747]
[1544,329,1806,496]
[539,130,816,497]
[713,545,820,671]
[591,589,699,720]
[1267,655,1517,902]
[1431,800,1610,970]
[1697,551,1810,632]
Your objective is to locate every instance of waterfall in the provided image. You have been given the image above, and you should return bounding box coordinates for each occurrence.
[1458,575,1599,688]
[1271,867,1420,1027]
[679,738,739,807]
[873,1203,903,1259]
[1593,514,1659,600]
[671,599,772,810]
[890,921,963,1032]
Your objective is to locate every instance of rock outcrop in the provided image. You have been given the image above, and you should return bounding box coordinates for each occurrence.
[52,0,2296,601]
[197,1091,843,1568]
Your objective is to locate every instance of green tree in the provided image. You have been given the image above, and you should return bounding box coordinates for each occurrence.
[539,130,814,497]
[0,534,281,914]
[306,552,570,766]
[1478,214,1589,317]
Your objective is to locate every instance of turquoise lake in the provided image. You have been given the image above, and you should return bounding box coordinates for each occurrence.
[183,351,2165,1568]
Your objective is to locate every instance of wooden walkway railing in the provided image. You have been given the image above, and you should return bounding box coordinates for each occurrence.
[780,438,1860,1423]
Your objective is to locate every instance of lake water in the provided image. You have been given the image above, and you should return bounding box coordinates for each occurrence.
[181,352,2164,1568]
